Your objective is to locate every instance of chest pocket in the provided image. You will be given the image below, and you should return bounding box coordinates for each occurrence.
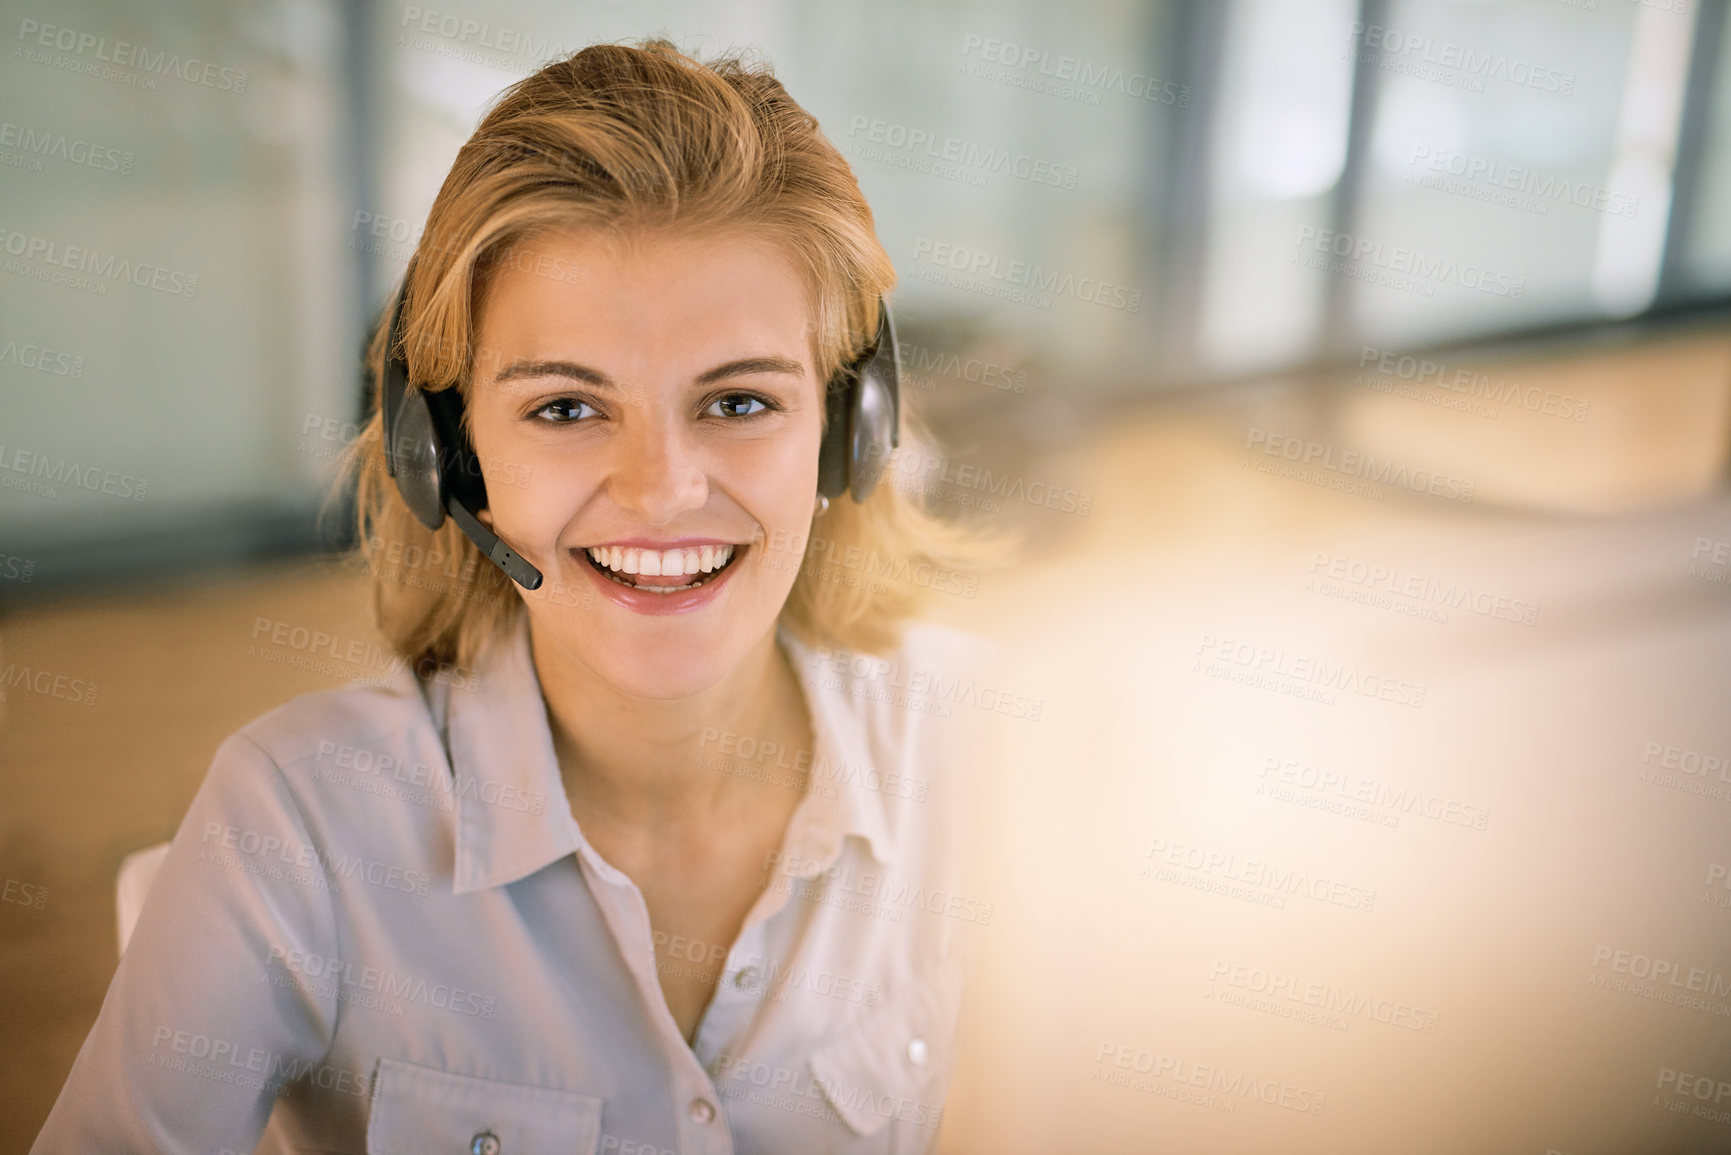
[365,1057,605,1155]
[807,967,963,1152]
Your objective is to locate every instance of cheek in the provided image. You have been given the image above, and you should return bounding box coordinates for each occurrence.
[467,411,569,533]
[488,453,588,531]
[743,427,821,510]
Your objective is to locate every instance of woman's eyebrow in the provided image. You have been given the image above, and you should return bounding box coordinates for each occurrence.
[492,360,615,389]
[492,355,805,389]
[694,355,806,386]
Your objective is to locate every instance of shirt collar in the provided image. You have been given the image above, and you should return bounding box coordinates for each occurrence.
[431,614,896,895]
[775,622,898,874]
[435,613,579,896]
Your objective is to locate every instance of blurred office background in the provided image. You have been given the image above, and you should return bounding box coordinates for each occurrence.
[3,0,1730,1151]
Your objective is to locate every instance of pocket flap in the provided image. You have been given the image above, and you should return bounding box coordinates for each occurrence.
[807,1008,947,1137]
[366,1057,604,1155]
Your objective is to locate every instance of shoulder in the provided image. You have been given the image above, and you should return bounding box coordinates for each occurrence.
[231,670,433,769]
[804,619,1000,785]
[885,621,1002,761]
[894,620,1000,682]
[174,669,452,881]
[803,620,997,699]
[198,669,441,809]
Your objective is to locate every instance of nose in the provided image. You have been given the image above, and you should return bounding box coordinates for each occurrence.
[605,410,710,526]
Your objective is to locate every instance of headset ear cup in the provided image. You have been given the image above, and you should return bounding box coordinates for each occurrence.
[818,296,901,502]
[390,388,449,530]
[381,259,448,531]
[847,298,900,502]
[423,385,487,512]
[817,377,852,500]
[848,368,896,502]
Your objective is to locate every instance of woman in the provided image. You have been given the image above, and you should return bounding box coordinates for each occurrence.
[32,36,1010,1155]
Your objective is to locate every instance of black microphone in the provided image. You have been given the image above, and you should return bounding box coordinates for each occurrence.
[445,496,545,590]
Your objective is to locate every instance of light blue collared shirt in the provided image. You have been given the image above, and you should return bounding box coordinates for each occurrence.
[31,611,996,1155]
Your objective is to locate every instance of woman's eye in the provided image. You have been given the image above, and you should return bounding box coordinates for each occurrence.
[708,393,770,419]
[535,397,596,423]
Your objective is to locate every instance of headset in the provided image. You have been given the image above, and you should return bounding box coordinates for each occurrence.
[380,256,902,592]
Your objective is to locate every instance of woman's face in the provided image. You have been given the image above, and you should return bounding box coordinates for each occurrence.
[464,224,824,699]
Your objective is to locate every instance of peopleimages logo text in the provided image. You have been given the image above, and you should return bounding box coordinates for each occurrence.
[16,19,248,91]
[1407,145,1637,219]
[1358,345,1589,421]
[0,120,135,174]
[0,226,198,297]
[846,115,1079,189]
[1295,227,1525,298]
[959,34,1191,106]
[0,443,148,500]
[1346,21,1575,95]
[911,237,1141,312]
[1245,428,1475,503]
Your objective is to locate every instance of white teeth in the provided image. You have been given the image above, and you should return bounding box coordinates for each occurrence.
[584,544,737,579]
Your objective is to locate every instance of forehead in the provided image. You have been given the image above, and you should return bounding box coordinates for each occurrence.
[474,224,815,363]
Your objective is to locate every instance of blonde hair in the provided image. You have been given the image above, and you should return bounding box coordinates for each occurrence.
[339,37,1016,671]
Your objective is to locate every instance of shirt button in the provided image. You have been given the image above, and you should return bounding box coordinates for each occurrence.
[470,1131,502,1155]
[907,1037,928,1066]
[689,1098,716,1124]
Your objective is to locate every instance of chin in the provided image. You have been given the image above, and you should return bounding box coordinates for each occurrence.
[595,641,750,700]
[534,602,763,698]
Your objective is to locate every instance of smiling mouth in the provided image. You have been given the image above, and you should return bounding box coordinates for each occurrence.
[579,544,747,594]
